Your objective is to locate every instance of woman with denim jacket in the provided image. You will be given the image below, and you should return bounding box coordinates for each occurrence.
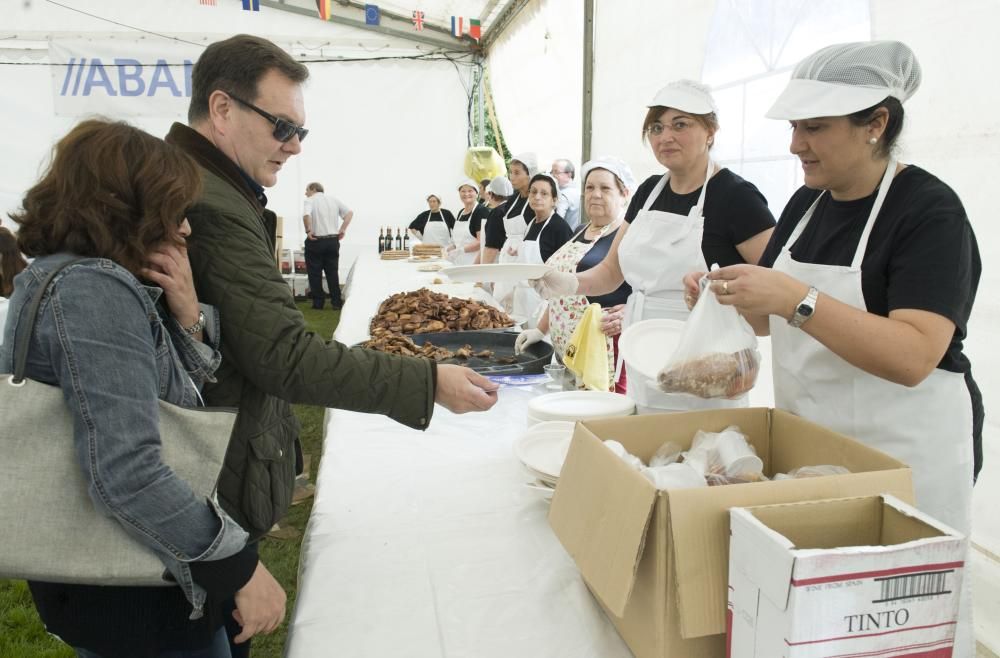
[0,120,276,657]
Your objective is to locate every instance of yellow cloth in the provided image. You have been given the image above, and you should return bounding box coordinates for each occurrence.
[463,147,506,182]
[563,304,610,391]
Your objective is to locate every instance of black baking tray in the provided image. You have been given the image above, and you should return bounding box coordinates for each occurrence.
[359,329,552,375]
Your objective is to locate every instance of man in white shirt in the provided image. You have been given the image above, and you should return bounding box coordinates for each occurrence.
[303,182,353,310]
[550,159,581,230]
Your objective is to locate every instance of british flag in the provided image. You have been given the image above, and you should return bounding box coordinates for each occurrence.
[412,10,424,30]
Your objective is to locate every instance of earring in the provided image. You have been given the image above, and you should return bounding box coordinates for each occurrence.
[868,137,878,144]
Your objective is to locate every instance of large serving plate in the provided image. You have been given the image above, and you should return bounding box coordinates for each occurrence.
[440,263,552,284]
[618,318,686,382]
[526,391,635,425]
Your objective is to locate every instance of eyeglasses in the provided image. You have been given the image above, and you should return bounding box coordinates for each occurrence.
[646,119,693,136]
[228,93,309,143]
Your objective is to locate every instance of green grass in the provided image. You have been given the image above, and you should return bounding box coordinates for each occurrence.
[0,301,339,657]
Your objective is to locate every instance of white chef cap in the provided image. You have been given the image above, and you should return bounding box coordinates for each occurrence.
[457,179,480,194]
[510,152,539,176]
[487,176,514,197]
[767,40,921,120]
[530,172,560,196]
[580,156,639,196]
[648,79,718,115]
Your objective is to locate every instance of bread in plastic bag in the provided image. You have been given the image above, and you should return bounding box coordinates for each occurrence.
[657,273,760,399]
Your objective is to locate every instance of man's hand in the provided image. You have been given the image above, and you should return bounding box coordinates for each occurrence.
[306,231,317,241]
[434,365,499,413]
[337,229,346,240]
[232,560,287,644]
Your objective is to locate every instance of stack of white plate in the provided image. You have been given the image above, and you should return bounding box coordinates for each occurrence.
[512,421,575,499]
[526,390,636,426]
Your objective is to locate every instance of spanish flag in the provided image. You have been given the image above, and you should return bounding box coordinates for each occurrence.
[315,0,332,20]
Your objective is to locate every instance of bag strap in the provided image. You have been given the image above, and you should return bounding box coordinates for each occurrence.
[13,256,89,383]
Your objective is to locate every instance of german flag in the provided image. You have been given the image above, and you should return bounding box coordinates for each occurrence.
[316,0,332,20]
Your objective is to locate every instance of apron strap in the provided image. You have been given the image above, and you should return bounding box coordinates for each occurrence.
[851,158,898,269]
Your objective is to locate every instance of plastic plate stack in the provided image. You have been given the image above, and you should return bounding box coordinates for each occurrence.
[526,390,636,427]
[512,421,576,500]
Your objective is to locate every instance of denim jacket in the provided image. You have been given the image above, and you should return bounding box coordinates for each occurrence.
[0,254,248,618]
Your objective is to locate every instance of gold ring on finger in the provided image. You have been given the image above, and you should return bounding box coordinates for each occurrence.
[722,280,729,295]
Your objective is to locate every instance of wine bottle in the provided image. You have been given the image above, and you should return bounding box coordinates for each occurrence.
[395,228,403,250]
[403,230,410,251]
[378,226,385,253]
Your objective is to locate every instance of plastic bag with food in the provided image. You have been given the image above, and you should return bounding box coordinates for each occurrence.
[657,273,760,399]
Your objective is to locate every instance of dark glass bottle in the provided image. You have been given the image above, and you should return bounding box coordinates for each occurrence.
[395,228,402,250]
[378,227,385,253]
[403,230,410,251]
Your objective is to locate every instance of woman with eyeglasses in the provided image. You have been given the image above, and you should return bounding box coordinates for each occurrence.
[408,194,455,247]
[531,80,775,412]
[1,119,255,657]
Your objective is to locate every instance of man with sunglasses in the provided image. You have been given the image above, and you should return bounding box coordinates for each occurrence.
[166,34,499,654]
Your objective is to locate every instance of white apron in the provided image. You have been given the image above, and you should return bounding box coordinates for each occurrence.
[494,195,532,305]
[450,208,480,265]
[769,159,974,654]
[509,213,553,328]
[617,160,746,412]
[421,210,451,247]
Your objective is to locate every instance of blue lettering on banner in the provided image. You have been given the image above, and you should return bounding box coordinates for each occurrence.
[58,56,194,98]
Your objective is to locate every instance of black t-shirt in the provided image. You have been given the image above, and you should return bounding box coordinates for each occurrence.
[525,213,573,263]
[453,203,490,236]
[408,209,455,235]
[625,169,776,267]
[484,194,536,249]
[574,226,632,307]
[759,166,981,376]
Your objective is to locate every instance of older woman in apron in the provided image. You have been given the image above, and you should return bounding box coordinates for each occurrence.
[696,41,980,655]
[532,80,775,412]
[407,194,454,246]
[509,173,573,327]
[446,180,489,265]
[515,158,636,390]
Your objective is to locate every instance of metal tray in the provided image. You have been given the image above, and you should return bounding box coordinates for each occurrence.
[359,329,552,375]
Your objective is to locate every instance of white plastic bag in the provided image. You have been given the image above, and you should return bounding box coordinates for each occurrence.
[657,273,760,398]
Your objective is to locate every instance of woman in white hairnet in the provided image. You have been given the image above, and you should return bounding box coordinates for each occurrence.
[407,194,455,246]
[475,176,514,264]
[532,81,776,410]
[515,158,636,391]
[692,41,982,653]
[481,152,537,265]
[446,179,489,265]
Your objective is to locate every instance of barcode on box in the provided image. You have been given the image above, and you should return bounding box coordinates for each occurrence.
[873,570,953,603]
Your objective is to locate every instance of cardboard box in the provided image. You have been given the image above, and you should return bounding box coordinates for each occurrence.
[728,495,966,658]
[547,408,915,658]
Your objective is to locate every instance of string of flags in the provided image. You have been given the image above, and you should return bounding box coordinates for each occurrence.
[204,0,480,41]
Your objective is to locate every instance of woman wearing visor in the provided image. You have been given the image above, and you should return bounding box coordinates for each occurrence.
[446,180,489,265]
[407,194,455,246]
[532,81,775,411]
[693,42,981,653]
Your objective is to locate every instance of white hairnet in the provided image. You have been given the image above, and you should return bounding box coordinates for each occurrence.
[531,172,560,196]
[767,41,921,120]
[648,79,717,115]
[487,176,514,197]
[580,157,639,196]
[457,178,480,193]
[510,152,539,176]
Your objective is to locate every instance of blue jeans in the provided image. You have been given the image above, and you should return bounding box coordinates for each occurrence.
[74,626,232,658]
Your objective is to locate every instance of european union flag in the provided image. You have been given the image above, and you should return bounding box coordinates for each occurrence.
[365,4,380,25]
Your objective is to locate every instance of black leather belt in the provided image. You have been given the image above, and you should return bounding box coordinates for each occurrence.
[314,234,339,240]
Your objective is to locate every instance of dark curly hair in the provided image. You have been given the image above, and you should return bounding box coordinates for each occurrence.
[9,119,201,276]
[0,227,27,297]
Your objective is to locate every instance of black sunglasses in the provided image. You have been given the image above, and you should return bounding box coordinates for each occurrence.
[228,93,309,143]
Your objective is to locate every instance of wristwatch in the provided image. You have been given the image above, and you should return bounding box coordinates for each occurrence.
[788,286,819,328]
[181,311,206,336]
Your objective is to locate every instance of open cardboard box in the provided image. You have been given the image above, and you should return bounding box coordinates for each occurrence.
[728,494,966,658]
[547,408,915,658]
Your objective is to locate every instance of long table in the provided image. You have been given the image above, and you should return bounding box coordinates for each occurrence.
[285,253,634,657]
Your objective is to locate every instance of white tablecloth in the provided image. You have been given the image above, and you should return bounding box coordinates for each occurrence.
[286,253,633,657]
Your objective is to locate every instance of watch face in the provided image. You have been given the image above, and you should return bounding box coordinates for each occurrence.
[797,303,813,318]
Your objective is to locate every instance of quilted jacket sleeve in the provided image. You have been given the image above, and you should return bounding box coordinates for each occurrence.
[186,196,435,431]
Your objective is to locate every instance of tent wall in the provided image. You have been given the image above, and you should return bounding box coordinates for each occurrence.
[2,0,476,276]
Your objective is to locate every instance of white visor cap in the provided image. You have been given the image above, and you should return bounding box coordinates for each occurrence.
[510,152,539,177]
[457,178,480,194]
[580,156,639,196]
[487,176,514,197]
[767,40,921,120]
[648,79,718,115]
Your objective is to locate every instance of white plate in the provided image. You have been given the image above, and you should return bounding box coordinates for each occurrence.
[440,263,552,284]
[618,318,686,382]
[416,263,443,272]
[527,391,635,424]
[513,421,575,479]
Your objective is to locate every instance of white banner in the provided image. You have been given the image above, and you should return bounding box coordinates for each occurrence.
[49,38,203,118]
